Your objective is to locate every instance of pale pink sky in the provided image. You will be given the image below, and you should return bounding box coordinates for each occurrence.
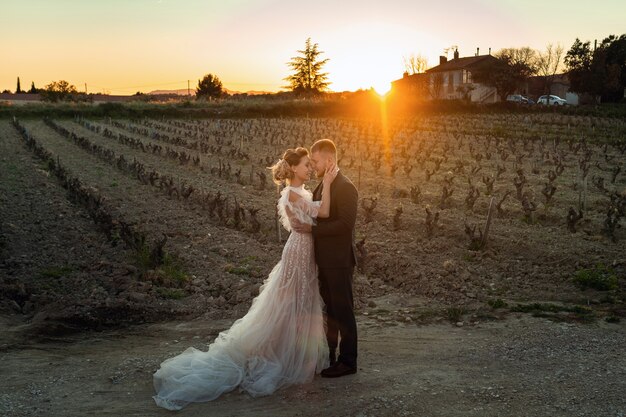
[1,0,624,94]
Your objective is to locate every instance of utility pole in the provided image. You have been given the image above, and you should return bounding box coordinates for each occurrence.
[85,83,87,94]
[187,80,190,96]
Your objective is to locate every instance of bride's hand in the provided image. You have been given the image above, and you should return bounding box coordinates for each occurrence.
[323,162,339,186]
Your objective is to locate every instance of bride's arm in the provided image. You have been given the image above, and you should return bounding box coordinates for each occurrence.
[317,183,331,218]
[288,192,321,220]
[286,165,337,220]
[317,163,338,218]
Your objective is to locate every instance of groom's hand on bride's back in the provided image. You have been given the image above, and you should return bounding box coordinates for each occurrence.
[291,218,312,233]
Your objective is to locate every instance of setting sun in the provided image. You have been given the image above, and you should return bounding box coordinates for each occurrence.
[372,81,392,96]
[320,22,441,93]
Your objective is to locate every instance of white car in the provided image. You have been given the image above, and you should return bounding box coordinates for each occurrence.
[537,95,567,105]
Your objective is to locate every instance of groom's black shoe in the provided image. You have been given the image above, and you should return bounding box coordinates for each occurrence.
[321,362,357,378]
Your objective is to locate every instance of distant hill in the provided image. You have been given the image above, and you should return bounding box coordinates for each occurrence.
[147,89,192,96]
[147,88,273,96]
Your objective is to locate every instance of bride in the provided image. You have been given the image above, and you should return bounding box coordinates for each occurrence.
[152,147,338,410]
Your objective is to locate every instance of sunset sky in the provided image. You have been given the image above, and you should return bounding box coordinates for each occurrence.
[1,0,624,95]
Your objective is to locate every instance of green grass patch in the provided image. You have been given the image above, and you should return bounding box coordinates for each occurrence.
[110,229,121,246]
[224,262,262,277]
[3,96,626,122]
[160,253,189,285]
[510,302,595,322]
[514,303,553,314]
[474,310,501,321]
[411,309,439,322]
[462,253,478,262]
[224,264,253,276]
[4,162,19,181]
[573,264,619,291]
[133,243,153,271]
[134,241,189,287]
[155,287,186,299]
[521,215,537,225]
[446,306,466,323]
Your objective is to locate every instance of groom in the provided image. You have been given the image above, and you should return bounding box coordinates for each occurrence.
[292,139,358,378]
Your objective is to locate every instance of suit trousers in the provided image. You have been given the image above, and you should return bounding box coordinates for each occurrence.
[318,266,358,368]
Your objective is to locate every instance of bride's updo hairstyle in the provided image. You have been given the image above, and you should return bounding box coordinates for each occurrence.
[270,147,309,185]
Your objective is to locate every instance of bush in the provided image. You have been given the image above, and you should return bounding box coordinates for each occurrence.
[573,264,619,291]
[446,306,466,322]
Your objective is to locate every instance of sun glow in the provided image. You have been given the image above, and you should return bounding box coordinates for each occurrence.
[372,81,391,97]
[321,22,441,94]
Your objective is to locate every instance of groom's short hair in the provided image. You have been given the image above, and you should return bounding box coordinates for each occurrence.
[311,139,336,157]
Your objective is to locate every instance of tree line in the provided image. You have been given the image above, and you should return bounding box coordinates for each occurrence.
[2,77,39,95]
[565,34,626,103]
[4,38,331,102]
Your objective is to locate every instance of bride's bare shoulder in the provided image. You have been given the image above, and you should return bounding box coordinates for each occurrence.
[288,190,303,203]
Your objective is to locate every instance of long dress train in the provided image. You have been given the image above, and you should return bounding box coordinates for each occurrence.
[152,184,329,410]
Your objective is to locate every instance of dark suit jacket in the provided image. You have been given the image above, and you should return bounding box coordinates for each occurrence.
[312,171,358,268]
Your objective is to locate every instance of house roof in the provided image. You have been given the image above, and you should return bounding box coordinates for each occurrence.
[426,55,500,73]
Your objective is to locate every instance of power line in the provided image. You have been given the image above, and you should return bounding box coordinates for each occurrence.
[83,79,282,94]
[89,80,188,90]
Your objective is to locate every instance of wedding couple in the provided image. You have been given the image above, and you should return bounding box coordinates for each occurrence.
[152,139,359,410]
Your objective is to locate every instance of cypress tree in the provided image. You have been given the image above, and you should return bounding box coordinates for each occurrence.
[284,38,330,95]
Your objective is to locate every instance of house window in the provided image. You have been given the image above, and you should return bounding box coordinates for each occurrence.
[463,69,472,84]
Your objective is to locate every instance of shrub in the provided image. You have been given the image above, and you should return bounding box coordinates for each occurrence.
[446,306,466,322]
[573,264,619,291]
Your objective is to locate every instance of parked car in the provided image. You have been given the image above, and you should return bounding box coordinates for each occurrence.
[506,94,534,105]
[537,95,567,105]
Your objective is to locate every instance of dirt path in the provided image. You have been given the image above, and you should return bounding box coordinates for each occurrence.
[1,307,625,417]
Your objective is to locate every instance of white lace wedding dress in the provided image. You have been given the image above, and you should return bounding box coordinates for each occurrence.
[152,185,329,410]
